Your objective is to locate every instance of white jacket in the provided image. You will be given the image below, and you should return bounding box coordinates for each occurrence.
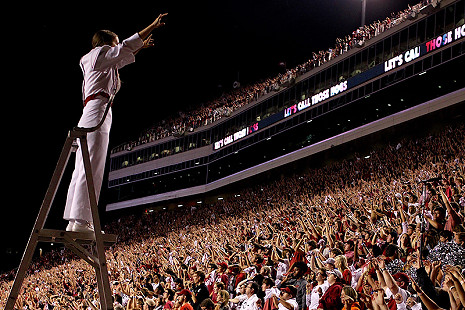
[80,33,144,100]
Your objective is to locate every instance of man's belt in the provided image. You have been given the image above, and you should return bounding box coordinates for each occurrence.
[83,91,110,107]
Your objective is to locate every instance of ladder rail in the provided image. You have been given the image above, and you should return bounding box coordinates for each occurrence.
[74,95,114,133]
[79,135,113,309]
[5,135,75,310]
[5,97,115,310]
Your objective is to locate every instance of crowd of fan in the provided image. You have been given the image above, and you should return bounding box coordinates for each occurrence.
[111,1,433,154]
[1,116,464,310]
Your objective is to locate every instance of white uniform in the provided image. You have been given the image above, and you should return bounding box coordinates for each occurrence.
[63,33,143,223]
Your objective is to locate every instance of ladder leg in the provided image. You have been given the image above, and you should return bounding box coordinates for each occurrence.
[79,135,113,309]
[5,135,74,310]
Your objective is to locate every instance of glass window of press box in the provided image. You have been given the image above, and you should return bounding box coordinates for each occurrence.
[109,0,465,172]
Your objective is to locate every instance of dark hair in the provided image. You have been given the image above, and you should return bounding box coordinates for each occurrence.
[307,240,317,249]
[433,206,446,216]
[262,277,274,288]
[388,230,398,242]
[195,270,206,282]
[214,282,225,290]
[200,298,215,310]
[330,248,343,256]
[247,281,259,294]
[92,30,118,48]
[384,244,399,258]
[439,230,453,241]
[292,261,308,274]
[165,288,175,301]
[318,268,328,279]
[174,278,184,289]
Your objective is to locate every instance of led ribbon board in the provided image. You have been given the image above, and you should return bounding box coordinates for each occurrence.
[212,25,465,150]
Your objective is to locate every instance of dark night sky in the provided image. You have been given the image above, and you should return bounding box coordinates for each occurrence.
[1,0,418,272]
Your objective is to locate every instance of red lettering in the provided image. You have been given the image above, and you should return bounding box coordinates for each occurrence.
[425,41,433,52]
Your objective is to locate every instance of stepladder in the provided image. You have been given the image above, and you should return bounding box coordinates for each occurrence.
[5,99,116,310]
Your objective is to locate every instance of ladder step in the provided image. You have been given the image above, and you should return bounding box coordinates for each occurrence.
[37,229,116,247]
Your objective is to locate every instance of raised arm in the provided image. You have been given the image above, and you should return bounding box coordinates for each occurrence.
[139,13,168,40]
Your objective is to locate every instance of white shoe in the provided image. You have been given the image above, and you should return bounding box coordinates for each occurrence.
[65,221,75,232]
[71,221,94,233]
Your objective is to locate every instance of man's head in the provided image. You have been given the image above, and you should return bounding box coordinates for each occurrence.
[454,231,465,246]
[174,278,184,290]
[407,224,416,236]
[322,258,336,270]
[329,248,343,258]
[163,289,175,301]
[386,230,398,244]
[315,268,328,282]
[245,281,259,297]
[392,272,409,290]
[433,206,446,221]
[343,240,355,252]
[261,277,274,292]
[326,269,342,284]
[177,289,192,304]
[260,266,271,276]
[200,298,215,310]
[439,230,453,243]
[237,283,246,295]
[291,261,308,278]
[218,262,228,272]
[92,30,119,48]
[192,270,205,285]
[213,281,225,293]
[280,285,297,300]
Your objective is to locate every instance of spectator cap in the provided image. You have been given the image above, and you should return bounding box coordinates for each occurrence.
[323,258,336,266]
[326,269,343,279]
[218,262,228,270]
[178,289,192,298]
[392,272,409,289]
[280,285,297,297]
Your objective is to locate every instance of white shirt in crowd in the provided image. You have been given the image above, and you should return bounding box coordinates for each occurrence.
[306,281,329,310]
[396,302,421,310]
[240,294,259,310]
[263,287,281,301]
[276,259,290,282]
[279,297,298,310]
[385,287,410,303]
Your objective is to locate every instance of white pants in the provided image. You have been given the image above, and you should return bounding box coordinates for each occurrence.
[63,98,112,223]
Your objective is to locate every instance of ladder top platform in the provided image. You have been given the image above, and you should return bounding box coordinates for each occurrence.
[38,229,117,247]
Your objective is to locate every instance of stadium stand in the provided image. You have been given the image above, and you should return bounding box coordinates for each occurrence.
[2,0,465,309]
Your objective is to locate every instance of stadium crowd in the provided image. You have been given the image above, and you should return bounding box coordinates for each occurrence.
[1,116,464,310]
[110,1,431,154]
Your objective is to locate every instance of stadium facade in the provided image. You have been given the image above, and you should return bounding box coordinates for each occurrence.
[106,0,465,211]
